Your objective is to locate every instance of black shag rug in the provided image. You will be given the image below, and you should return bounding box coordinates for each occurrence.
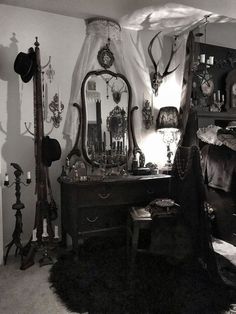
[49,238,236,314]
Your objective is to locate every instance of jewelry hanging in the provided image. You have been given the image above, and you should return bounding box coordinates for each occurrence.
[45,63,55,83]
[101,74,113,99]
[174,147,193,180]
[97,21,115,69]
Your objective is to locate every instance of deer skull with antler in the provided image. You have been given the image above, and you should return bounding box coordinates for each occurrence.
[148,32,180,96]
[111,81,127,104]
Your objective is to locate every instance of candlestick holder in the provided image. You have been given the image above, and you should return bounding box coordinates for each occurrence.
[210,100,224,112]
[4,163,31,265]
[38,235,54,267]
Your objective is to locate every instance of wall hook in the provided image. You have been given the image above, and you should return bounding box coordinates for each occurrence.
[41,56,51,70]
[24,122,34,136]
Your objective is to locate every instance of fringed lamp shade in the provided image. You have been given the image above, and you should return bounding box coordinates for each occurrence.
[156,106,179,130]
[156,106,180,168]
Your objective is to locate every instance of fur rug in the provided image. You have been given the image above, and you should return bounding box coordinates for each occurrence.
[49,237,236,314]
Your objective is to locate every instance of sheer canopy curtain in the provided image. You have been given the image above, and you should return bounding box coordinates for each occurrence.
[63,18,152,147]
[63,18,191,164]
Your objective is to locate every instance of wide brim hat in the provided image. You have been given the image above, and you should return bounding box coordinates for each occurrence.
[227,121,236,129]
[42,136,62,167]
[14,47,36,83]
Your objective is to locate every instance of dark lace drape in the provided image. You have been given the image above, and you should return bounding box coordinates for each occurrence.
[170,145,221,279]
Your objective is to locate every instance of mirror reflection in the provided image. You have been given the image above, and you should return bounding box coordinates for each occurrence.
[82,71,130,167]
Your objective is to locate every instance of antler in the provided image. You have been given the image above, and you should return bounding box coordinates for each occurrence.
[148,31,162,74]
[162,38,180,78]
[111,81,126,94]
[148,32,180,96]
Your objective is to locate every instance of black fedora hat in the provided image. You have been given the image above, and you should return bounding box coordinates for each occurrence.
[42,136,62,167]
[14,47,36,83]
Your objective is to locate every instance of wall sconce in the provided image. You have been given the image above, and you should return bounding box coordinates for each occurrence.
[156,106,180,168]
[142,99,153,129]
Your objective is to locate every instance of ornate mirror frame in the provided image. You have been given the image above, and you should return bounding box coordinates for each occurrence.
[80,69,133,168]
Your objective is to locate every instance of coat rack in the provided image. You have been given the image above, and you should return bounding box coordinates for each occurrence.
[15,37,59,270]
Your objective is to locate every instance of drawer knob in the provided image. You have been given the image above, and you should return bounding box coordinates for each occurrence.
[98,193,111,199]
[86,216,99,223]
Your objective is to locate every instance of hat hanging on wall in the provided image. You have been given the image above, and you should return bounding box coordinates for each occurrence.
[14,47,36,83]
[42,136,62,167]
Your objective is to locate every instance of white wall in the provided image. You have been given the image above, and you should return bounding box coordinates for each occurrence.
[0,4,85,264]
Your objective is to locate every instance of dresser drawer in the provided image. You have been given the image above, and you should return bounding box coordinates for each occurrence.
[60,175,170,242]
[77,206,127,233]
[62,177,170,209]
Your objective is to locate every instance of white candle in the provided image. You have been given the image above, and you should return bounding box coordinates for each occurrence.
[217,90,221,102]
[5,174,9,182]
[213,93,216,102]
[54,225,59,239]
[200,54,205,63]
[32,229,37,242]
[42,218,48,237]
[27,171,31,180]
[209,56,214,65]
[222,94,225,102]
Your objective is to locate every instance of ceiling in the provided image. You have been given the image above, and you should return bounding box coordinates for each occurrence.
[1,0,236,34]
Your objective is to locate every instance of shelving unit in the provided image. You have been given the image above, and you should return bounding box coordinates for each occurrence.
[196,110,236,128]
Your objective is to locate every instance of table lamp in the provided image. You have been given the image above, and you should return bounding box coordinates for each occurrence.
[156,106,180,168]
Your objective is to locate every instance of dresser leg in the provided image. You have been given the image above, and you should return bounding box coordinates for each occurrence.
[130,221,139,274]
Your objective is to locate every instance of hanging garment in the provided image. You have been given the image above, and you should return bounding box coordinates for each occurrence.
[150,145,221,281]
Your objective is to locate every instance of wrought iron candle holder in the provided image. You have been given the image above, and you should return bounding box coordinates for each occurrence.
[4,163,31,265]
[31,226,59,267]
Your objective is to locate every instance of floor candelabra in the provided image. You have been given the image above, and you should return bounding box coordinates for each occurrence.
[4,163,31,265]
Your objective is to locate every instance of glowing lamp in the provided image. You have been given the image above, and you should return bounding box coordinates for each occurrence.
[156,106,180,168]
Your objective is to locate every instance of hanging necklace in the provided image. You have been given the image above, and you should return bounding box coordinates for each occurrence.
[101,75,113,99]
[174,147,193,180]
[97,21,115,70]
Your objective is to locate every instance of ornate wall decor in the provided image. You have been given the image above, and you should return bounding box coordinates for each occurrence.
[148,32,180,95]
[192,42,236,111]
[106,105,127,140]
[96,19,119,69]
[111,81,127,104]
[49,93,64,128]
[97,42,114,69]
[142,100,153,129]
[45,62,55,83]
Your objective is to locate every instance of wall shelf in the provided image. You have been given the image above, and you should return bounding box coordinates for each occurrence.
[197,111,236,120]
[196,110,236,128]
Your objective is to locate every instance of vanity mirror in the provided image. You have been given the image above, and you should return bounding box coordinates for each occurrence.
[70,69,135,169]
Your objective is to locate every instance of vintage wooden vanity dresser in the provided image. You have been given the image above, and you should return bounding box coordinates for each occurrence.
[59,23,172,254]
[59,64,172,253]
[59,174,170,253]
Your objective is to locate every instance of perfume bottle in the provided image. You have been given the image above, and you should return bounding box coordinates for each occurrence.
[64,157,71,176]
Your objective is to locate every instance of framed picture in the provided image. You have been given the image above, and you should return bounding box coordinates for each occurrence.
[226,68,236,112]
[87,80,96,91]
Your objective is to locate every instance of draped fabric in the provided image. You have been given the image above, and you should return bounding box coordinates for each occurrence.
[178,32,195,145]
[63,19,152,147]
[63,18,190,155]
[149,145,222,281]
[170,146,221,280]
